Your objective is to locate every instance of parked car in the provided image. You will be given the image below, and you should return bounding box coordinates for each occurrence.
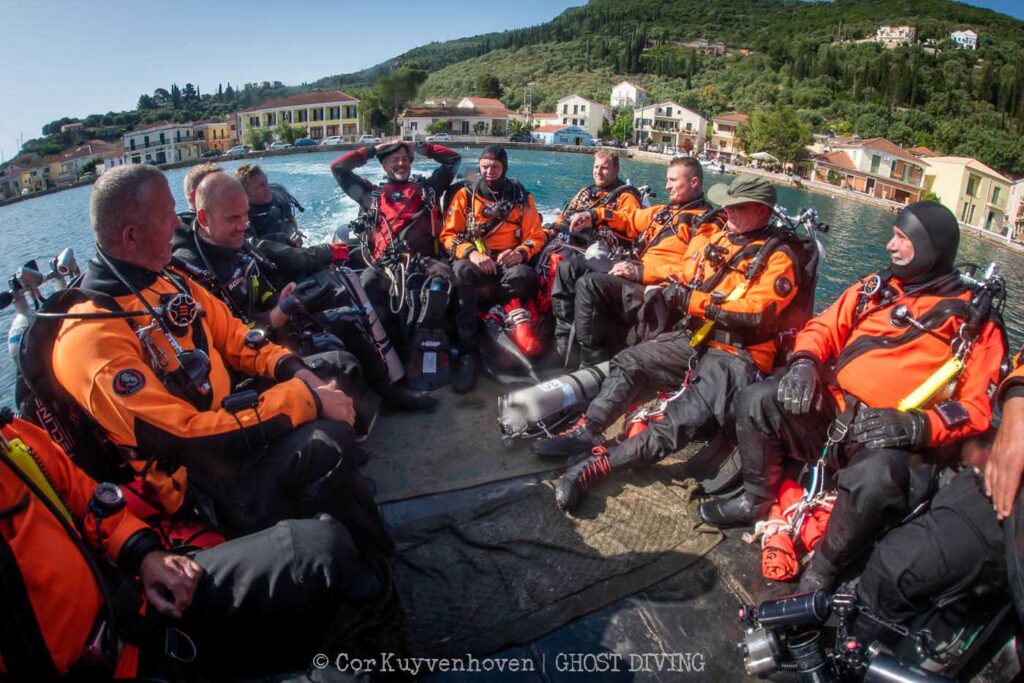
[200,149,222,158]
[508,132,532,143]
[225,145,248,156]
[358,135,382,144]
[605,139,622,148]
[268,141,292,150]
[320,136,344,146]
[425,133,452,142]
[293,138,317,147]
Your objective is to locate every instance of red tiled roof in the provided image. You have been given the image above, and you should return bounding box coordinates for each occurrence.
[400,106,487,118]
[239,90,358,113]
[909,146,939,158]
[856,137,922,164]
[815,150,857,171]
[136,120,179,132]
[535,124,569,133]
[714,113,748,123]
[461,97,504,108]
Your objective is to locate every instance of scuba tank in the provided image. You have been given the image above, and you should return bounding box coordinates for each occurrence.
[498,362,611,443]
[406,277,452,391]
[5,252,80,358]
[331,265,405,384]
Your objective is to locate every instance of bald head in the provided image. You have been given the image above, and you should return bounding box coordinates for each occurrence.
[183,162,223,209]
[195,173,250,249]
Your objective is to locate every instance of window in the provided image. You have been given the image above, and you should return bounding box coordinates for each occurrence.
[410,122,418,130]
[573,105,579,114]
[685,122,692,131]
[666,107,673,116]
[966,174,979,197]
[249,116,259,128]
[562,104,568,114]
[144,135,150,148]
[282,111,291,123]
[312,108,324,122]
[870,155,881,175]
[266,113,277,126]
[992,185,1001,204]
[297,110,308,123]
[563,117,568,124]
[328,107,341,120]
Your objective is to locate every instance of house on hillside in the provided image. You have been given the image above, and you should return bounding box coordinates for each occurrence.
[708,113,748,161]
[53,141,122,183]
[610,81,649,109]
[532,125,593,147]
[908,146,940,159]
[812,137,926,205]
[123,121,201,165]
[875,25,916,48]
[950,29,978,50]
[556,95,611,139]
[633,102,707,152]
[923,156,1011,234]
[237,91,360,143]
[398,97,510,138]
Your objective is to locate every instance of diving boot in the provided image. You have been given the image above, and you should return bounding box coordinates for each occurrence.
[698,491,772,528]
[384,383,439,413]
[798,551,839,593]
[452,353,477,394]
[531,415,605,458]
[555,446,612,511]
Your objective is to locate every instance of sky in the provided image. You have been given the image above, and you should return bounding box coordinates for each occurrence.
[1,0,1021,162]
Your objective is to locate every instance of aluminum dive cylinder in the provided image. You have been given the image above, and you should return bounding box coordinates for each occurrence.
[333,265,406,384]
[498,361,611,440]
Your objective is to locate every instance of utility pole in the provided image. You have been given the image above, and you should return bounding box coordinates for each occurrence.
[526,82,536,126]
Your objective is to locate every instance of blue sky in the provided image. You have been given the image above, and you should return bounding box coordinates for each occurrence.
[0,0,1020,161]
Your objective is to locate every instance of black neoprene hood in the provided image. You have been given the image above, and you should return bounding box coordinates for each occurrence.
[891,201,960,284]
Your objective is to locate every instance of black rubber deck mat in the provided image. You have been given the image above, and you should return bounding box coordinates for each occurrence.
[392,474,722,658]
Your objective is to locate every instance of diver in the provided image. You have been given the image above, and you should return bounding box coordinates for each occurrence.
[47,165,389,551]
[331,138,461,355]
[699,201,1007,594]
[561,156,721,365]
[537,176,802,513]
[546,150,643,363]
[441,145,548,392]
[0,411,375,679]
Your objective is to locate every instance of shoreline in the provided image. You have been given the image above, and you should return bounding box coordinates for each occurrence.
[4,141,1021,254]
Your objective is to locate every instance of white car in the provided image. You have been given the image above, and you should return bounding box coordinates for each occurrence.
[268,141,292,150]
[425,133,452,142]
[358,135,382,144]
[320,136,345,146]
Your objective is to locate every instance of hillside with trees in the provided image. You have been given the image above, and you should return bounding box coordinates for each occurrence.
[12,0,1024,174]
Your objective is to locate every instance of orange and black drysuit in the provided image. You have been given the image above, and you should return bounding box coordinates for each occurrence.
[441,179,548,350]
[735,270,1006,570]
[50,255,386,545]
[0,414,373,679]
[547,182,644,356]
[577,220,800,467]
[331,142,461,351]
[569,197,723,364]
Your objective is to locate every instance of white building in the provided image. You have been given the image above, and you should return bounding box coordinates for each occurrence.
[875,25,916,48]
[950,29,978,50]
[632,102,707,152]
[398,98,510,138]
[610,81,650,109]
[531,125,593,147]
[556,94,611,139]
[123,121,201,165]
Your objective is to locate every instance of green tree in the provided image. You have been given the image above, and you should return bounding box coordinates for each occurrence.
[508,119,531,134]
[474,73,501,98]
[610,110,634,142]
[379,62,429,132]
[742,106,813,164]
[275,121,307,144]
[78,157,102,177]
[473,121,488,136]
[244,128,273,150]
[426,120,449,135]
[697,85,729,118]
[137,94,157,110]
[922,190,942,203]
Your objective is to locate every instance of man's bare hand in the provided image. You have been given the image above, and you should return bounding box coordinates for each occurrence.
[270,281,298,329]
[985,396,1024,520]
[496,249,523,268]
[609,260,639,281]
[315,379,356,425]
[469,250,497,275]
[141,551,203,619]
[569,212,593,232]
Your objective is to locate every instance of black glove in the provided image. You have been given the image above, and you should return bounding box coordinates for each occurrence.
[851,407,927,450]
[278,280,330,317]
[635,285,690,342]
[776,358,821,415]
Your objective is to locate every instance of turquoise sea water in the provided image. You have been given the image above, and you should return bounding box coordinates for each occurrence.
[0,148,1021,402]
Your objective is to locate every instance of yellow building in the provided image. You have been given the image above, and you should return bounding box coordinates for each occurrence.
[922,156,1011,235]
[193,120,237,153]
[237,91,360,143]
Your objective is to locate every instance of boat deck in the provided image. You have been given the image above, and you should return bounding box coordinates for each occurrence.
[370,374,791,681]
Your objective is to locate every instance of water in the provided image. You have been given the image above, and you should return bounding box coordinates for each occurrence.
[0,148,1021,402]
